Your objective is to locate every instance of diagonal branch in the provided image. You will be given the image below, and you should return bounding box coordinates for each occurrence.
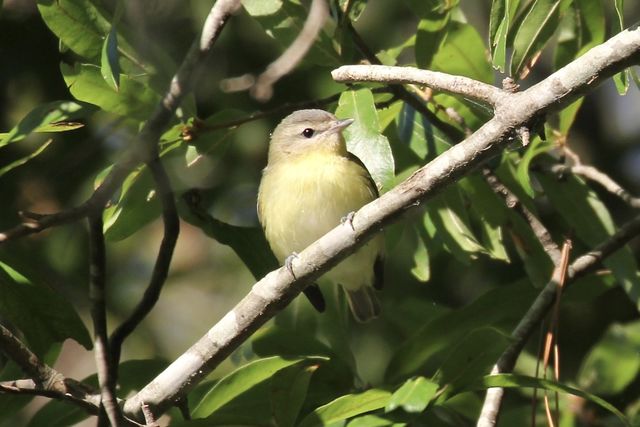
[123,24,640,421]
[476,213,640,427]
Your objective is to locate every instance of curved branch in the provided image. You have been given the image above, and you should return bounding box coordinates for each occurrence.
[332,64,506,107]
[123,24,640,421]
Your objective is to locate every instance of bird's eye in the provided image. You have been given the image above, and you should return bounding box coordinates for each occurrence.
[302,128,315,138]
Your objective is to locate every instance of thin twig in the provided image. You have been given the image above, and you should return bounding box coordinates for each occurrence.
[109,158,180,369]
[477,216,640,427]
[88,214,124,427]
[0,0,242,245]
[482,168,562,265]
[251,0,329,101]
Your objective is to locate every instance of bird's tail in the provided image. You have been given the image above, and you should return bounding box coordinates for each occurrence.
[346,287,380,323]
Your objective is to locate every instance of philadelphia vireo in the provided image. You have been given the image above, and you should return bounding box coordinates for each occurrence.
[257,109,383,322]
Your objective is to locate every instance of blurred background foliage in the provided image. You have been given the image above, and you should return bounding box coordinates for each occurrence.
[1,0,640,426]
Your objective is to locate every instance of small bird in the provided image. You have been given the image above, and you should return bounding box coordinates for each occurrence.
[257,109,383,322]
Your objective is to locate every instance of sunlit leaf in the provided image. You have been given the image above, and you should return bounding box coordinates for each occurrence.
[489,0,520,72]
[0,100,96,146]
[386,376,439,413]
[298,388,392,427]
[61,63,161,121]
[432,21,492,83]
[192,356,326,420]
[242,0,283,16]
[100,27,120,91]
[336,88,395,191]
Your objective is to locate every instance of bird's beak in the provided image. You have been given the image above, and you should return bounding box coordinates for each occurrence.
[329,118,354,133]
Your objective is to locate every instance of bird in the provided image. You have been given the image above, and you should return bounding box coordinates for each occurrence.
[257,109,383,322]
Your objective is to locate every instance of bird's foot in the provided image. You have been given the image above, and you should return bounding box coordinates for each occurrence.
[284,252,299,279]
[341,211,356,231]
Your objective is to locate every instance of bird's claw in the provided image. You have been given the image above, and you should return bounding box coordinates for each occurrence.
[284,252,299,279]
[341,211,356,231]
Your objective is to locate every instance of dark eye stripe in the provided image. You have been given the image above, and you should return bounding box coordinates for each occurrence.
[302,128,314,138]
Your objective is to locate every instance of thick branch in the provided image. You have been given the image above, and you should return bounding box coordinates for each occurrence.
[332,64,506,107]
[123,24,640,421]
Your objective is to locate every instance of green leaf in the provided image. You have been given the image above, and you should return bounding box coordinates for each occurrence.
[103,165,160,241]
[0,100,96,146]
[425,186,487,264]
[578,321,640,395]
[553,0,605,69]
[385,376,439,413]
[272,363,321,427]
[298,389,392,427]
[37,0,109,60]
[242,0,283,16]
[465,374,630,426]
[348,414,407,427]
[61,63,161,121]
[410,224,430,282]
[432,21,492,83]
[0,138,53,178]
[0,261,91,356]
[415,13,450,70]
[515,137,554,198]
[510,0,569,78]
[433,327,511,391]
[101,27,120,91]
[385,280,536,382]
[612,0,630,94]
[489,0,521,72]
[336,88,395,191]
[192,356,326,419]
[537,172,640,308]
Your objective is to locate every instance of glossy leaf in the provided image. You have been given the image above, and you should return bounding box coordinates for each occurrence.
[100,27,120,91]
[489,0,520,72]
[578,321,640,395]
[298,388,392,427]
[37,0,109,60]
[192,356,326,419]
[272,363,321,427]
[385,376,439,413]
[0,261,91,356]
[336,88,395,191]
[537,172,640,308]
[432,21,492,83]
[510,0,570,78]
[426,186,488,264]
[61,63,161,121]
[0,100,96,146]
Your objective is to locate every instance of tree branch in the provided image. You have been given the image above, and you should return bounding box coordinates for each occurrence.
[251,0,328,101]
[476,213,640,427]
[0,0,242,244]
[109,158,180,369]
[332,64,506,107]
[88,214,123,427]
[123,24,640,421]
